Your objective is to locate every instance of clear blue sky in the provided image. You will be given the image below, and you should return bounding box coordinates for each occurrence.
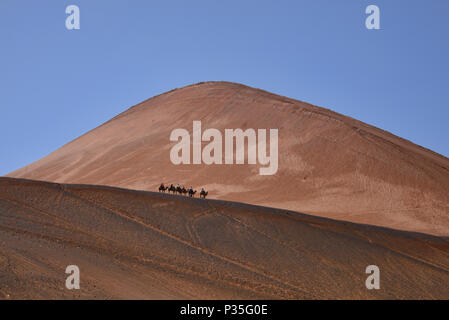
[1,0,448,175]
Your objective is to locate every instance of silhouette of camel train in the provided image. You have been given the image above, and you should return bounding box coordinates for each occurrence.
[158,183,208,199]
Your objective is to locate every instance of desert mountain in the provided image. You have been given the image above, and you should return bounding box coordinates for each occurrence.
[1,177,449,299]
[7,82,449,236]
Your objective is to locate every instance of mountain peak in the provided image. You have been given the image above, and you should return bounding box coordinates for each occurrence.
[8,84,449,236]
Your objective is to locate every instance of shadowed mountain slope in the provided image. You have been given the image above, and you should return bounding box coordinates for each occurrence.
[1,177,449,299]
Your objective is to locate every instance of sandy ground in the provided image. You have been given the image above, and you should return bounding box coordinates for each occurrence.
[1,177,448,299]
[7,82,449,236]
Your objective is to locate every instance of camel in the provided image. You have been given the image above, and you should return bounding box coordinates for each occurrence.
[163,184,205,198]
[176,186,188,195]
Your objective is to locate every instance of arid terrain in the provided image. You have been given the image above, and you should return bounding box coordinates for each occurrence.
[2,82,449,299]
[1,177,449,299]
[7,82,449,236]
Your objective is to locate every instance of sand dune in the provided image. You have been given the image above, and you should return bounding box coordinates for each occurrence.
[7,82,449,236]
[1,177,448,299]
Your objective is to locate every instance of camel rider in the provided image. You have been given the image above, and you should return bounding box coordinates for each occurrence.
[160,183,165,188]
[189,186,193,192]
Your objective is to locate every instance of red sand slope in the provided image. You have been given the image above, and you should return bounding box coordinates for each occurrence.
[1,177,448,299]
[7,82,449,236]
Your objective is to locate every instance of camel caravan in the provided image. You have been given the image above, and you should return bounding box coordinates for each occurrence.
[158,183,208,199]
